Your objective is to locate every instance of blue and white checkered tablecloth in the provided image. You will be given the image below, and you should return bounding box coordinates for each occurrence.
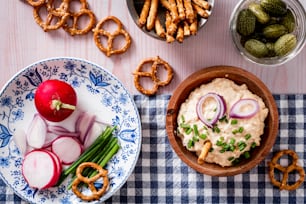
[1,94,306,204]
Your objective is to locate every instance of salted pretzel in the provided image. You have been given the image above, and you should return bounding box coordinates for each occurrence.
[33,0,70,31]
[133,56,173,96]
[93,16,131,57]
[268,149,305,191]
[62,0,96,36]
[26,0,45,7]
[72,162,109,201]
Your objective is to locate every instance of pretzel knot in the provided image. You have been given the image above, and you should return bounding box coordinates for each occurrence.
[268,149,305,191]
[26,0,45,7]
[33,0,70,31]
[133,56,173,96]
[72,162,109,201]
[93,16,131,57]
[63,0,96,36]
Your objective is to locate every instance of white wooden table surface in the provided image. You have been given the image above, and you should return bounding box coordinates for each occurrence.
[1,0,306,94]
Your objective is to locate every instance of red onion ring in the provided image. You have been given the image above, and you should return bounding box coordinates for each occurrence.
[196,93,226,128]
[229,99,259,119]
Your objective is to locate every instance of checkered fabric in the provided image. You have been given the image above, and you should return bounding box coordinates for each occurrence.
[1,94,306,204]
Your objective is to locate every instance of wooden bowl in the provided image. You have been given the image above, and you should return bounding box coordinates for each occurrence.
[166,66,279,176]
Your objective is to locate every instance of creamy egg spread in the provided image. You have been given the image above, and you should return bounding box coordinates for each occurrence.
[177,78,268,167]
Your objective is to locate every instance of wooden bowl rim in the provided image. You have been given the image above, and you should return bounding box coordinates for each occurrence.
[166,65,279,176]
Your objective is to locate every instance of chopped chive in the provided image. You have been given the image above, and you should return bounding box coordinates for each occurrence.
[231,119,238,125]
[199,133,207,140]
[251,142,257,149]
[244,151,250,159]
[238,127,244,133]
[229,145,235,152]
[181,115,185,123]
[185,128,193,135]
[229,138,235,145]
[232,129,238,134]
[219,115,228,123]
[213,126,221,133]
[216,140,224,146]
[228,157,235,161]
[187,139,194,149]
[180,123,190,129]
[238,141,247,151]
[245,133,251,140]
[193,124,199,136]
[192,135,199,142]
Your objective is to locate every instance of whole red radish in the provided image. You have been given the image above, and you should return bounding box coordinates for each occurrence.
[34,79,77,122]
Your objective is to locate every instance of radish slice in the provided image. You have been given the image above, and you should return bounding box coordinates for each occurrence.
[22,150,61,189]
[13,129,27,155]
[229,99,259,119]
[75,112,96,143]
[83,122,106,149]
[26,114,47,149]
[51,136,83,165]
[44,150,62,180]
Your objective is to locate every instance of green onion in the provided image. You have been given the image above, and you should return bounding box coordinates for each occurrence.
[199,133,207,140]
[251,142,257,148]
[245,133,251,140]
[244,151,250,159]
[193,124,199,136]
[231,119,238,125]
[56,126,119,186]
[238,127,244,133]
[187,139,194,149]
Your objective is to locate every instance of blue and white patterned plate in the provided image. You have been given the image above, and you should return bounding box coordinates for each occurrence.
[0,57,142,203]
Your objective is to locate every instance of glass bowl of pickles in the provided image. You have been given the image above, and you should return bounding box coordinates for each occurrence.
[229,0,306,66]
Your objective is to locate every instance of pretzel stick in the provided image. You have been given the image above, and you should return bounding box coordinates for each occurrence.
[155,16,166,38]
[189,16,198,35]
[192,0,211,10]
[165,11,175,43]
[160,0,179,24]
[138,0,151,27]
[168,0,180,23]
[176,0,186,20]
[183,21,191,36]
[176,24,184,43]
[197,141,212,165]
[146,0,159,30]
[192,3,209,19]
[183,0,195,23]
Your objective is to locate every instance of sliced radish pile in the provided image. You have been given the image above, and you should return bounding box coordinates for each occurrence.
[22,150,62,189]
[51,136,83,165]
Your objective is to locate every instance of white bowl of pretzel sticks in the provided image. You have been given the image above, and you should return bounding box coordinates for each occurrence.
[127,0,214,43]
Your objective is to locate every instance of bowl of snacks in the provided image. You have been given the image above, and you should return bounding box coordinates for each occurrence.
[166,66,279,176]
[229,0,306,66]
[127,0,214,43]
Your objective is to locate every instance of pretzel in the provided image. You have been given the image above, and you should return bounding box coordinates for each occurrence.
[93,16,131,57]
[138,0,151,27]
[133,56,173,96]
[183,0,195,23]
[155,16,166,38]
[63,0,96,36]
[192,3,209,19]
[197,141,212,165]
[72,162,109,201]
[146,0,159,30]
[192,0,211,10]
[26,0,45,7]
[268,149,305,191]
[33,0,70,31]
